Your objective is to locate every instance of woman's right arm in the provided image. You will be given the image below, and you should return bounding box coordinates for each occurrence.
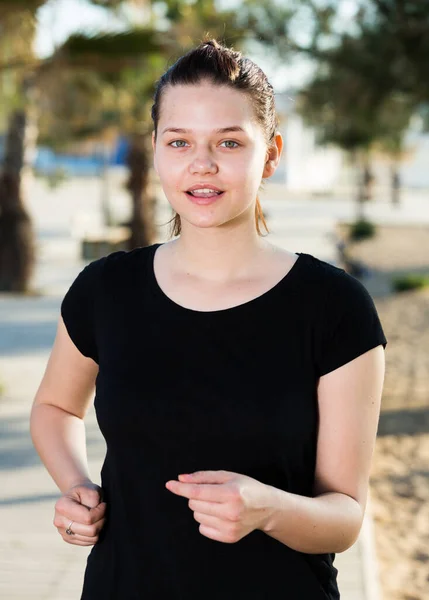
[30,316,106,545]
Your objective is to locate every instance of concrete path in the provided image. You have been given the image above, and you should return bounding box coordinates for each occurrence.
[1,175,418,598]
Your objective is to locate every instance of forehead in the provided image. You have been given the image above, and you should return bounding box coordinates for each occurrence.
[159,82,258,131]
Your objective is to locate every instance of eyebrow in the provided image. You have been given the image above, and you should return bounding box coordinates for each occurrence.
[161,126,246,135]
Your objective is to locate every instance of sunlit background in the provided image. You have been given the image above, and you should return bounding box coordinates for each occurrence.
[1,1,428,599]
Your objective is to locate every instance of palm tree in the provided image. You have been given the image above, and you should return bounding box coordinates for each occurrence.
[0,1,45,291]
[0,0,165,291]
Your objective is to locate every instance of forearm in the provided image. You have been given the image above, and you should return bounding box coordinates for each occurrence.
[30,403,92,493]
[260,486,364,554]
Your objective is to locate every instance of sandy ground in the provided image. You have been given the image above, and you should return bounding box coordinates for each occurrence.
[337,223,429,600]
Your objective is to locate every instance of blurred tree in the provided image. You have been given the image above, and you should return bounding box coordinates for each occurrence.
[373,92,415,206]
[0,2,43,291]
[295,28,417,214]
[241,0,429,209]
[38,25,171,250]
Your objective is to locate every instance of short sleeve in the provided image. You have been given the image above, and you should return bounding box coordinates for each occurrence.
[60,257,106,363]
[314,270,387,377]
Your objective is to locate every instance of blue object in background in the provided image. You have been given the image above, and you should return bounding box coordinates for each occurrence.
[112,135,129,166]
[32,136,130,176]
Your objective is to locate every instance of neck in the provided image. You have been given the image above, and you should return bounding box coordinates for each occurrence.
[169,220,270,283]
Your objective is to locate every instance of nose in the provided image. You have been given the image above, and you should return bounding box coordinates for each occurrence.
[189,150,218,175]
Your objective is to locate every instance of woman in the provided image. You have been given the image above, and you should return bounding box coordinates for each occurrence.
[30,39,387,599]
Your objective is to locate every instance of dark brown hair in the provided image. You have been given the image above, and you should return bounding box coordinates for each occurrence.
[151,38,279,237]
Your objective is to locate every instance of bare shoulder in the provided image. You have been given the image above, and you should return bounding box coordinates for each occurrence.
[262,241,300,275]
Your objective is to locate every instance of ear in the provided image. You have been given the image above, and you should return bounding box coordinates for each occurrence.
[152,131,158,174]
[262,132,283,179]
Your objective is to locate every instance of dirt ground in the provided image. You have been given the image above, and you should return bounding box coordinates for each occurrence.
[336,224,429,600]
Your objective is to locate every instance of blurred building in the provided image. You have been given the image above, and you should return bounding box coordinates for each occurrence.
[275,91,429,194]
[32,130,130,178]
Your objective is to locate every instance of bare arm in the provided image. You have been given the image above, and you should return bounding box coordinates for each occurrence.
[30,316,105,546]
[30,316,99,493]
[261,345,386,554]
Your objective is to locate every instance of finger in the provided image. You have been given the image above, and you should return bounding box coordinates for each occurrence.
[166,481,225,502]
[60,532,99,546]
[58,525,101,545]
[87,502,107,525]
[194,515,240,544]
[56,515,106,538]
[188,499,237,521]
[56,496,95,525]
[180,470,232,484]
[56,498,106,526]
[193,511,225,530]
[75,486,103,509]
[199,524,228,543]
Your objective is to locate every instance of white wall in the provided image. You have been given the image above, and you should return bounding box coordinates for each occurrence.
[284,113,344,192]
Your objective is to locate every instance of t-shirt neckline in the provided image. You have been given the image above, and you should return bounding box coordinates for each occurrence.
[147,242,306,316]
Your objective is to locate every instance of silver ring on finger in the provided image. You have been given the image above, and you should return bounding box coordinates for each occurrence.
[65,521,75,535]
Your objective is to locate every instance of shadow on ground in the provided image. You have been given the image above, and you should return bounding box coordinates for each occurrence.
[0,296,61,356]
[0,492,62,506]
[378,407,429,436]
[0,414,105,472]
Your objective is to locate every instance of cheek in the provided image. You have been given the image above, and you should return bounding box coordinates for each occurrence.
[222,155,261,185]
[237,149,266,177]
[156,157,180,187]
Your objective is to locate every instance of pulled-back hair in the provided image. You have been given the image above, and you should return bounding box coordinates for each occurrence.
[151,38,279,237]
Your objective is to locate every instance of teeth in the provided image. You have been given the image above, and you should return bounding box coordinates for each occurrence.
[189,188,221,194]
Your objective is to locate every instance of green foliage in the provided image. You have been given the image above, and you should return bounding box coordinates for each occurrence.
[296,26,414,155]
[349,219,376,241]
[0,0,45,11]
[392,274,429,293]
[244,1,429,164]
[61,29,165,58]
[33,0,249,146]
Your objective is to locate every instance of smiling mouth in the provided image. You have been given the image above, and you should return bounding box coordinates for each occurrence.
[185,190,225,205]
[186,190,224,198]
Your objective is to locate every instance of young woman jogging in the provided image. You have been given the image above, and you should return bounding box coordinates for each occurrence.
[31,38,387,599]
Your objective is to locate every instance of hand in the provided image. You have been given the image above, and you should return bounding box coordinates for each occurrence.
[165,470,273,544]
[53,481,107,546]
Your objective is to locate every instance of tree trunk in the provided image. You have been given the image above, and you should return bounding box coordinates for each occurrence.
[390,162,401,207]
[362,159,375,203]
[125,132,156,249]
[351,150,366,221]
[0,108,36,292]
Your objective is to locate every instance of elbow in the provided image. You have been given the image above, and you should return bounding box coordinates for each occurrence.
[29,402,43,447]
[29,401,56,444]
[335,519,364,554]
[335,534,359,554]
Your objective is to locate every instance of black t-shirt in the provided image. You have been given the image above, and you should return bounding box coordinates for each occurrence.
[61,243,387,600]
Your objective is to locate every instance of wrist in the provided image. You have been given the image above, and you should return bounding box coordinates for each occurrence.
[258,484,284,533]
[63,476,93,493]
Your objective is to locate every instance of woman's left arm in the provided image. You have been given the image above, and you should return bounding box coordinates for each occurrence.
[261,344,386,554]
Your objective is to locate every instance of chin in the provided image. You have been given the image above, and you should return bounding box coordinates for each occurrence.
[174,203,248,231]
[182,216,225,230]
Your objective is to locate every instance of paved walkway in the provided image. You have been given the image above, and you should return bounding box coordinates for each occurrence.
[1,176,418,599]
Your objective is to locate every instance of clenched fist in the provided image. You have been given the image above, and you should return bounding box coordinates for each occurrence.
[53,481,106,546]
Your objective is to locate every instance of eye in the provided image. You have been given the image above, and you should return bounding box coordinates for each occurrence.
[169,140,188,148]
[221,140,239,149]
